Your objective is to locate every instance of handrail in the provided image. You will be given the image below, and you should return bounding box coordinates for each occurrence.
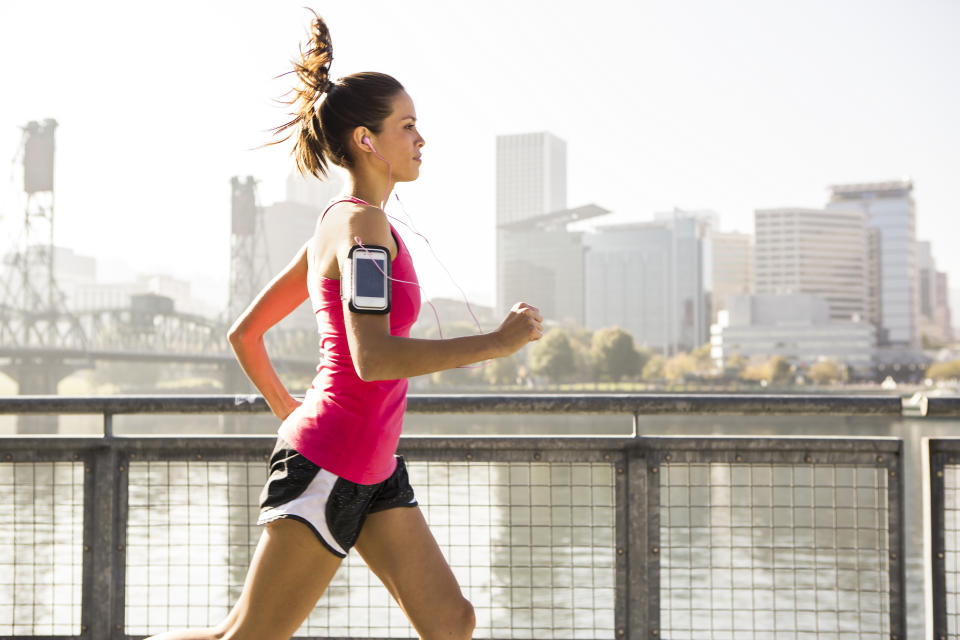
[0,392,940,415]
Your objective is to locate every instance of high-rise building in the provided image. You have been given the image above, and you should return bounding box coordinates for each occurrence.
[916,241,953,345]
[827,180,917,346]
[495,132,605,325]
[754,208,868,323]
[496,132,566,227]
[950,287,960,336]
[709,231,754,322]
[866,228,883,331]
[584,213,709,355]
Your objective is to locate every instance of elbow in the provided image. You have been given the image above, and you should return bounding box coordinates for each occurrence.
[227,328,259,350]
[354,350,385,382]
[354,360,380,383]
[227,328,244,346]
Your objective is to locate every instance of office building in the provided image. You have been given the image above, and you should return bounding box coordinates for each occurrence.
[711,294,876,377]
[754,208,868,323]
[495,132,605,325]
[827,180,917,346]
[709,231,754,322]
[584,213,709,355]
[916,241,953,345]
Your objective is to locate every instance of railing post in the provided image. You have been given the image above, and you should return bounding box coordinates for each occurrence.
[930,442,948,639]
[887,440,906,639]
[81,442,120,638]
[625,433,657,639]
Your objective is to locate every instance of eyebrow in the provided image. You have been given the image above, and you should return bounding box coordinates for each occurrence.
[401,115,417,122]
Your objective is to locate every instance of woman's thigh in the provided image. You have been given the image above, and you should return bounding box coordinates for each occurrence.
[353,506,474,639]
[219,518,343,640]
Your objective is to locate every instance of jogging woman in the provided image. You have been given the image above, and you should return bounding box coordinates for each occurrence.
[146,11,542,640]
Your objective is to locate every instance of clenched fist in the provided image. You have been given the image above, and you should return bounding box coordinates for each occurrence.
[493,302,543,357]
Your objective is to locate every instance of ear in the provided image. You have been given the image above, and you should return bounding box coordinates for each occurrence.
[352,127,372,154]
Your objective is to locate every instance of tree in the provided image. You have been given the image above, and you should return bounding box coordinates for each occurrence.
[927,359,960,381]
[740,355,794,385]
[664,353,697,382]
[724,353,747,375]
[691,343,714,371]
[483,353,519,386]
[642,355,665,381]
[590,327,644,381]
[768,356,793,384]
[530,329,576,383]
[808,359,848,385]
[564,327,595,380]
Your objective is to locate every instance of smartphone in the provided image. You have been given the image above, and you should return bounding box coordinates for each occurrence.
[342,245,391,314]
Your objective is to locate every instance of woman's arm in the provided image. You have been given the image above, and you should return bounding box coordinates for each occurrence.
[347,308,539,381]
[226,240,310,421]
[338,206,543,382]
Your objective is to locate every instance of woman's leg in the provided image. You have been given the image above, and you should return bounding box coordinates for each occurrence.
[353,506,475,640]
[144,518,343,640]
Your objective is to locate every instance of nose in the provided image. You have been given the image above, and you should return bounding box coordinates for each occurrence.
[416,133,425,148]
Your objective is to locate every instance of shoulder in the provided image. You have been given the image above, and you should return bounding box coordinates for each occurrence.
[315,202,390,238]
[319,202,394,258]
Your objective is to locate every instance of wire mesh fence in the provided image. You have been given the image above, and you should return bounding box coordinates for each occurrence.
[0,461,84,636]
[658,461,892,639]
[0,412,911,640]
[929,439,960,640]
[121,455,617,639]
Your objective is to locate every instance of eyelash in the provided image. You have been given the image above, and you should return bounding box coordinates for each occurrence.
[405,124,415,130]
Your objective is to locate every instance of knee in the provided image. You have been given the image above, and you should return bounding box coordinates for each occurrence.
[455,597,476,639]
[427,597,475,640]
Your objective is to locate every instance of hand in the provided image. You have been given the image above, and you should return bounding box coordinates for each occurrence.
[493,302,543,356]
[276,396,302,422]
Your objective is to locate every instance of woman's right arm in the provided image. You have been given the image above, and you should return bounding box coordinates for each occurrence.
[226,240,310,420]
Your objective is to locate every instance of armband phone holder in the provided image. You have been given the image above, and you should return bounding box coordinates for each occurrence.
[341,244,391,314]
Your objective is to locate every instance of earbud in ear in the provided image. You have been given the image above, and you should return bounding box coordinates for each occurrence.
[362,136,377,153]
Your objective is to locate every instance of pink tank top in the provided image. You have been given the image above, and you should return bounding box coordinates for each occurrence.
[277,196,421,484]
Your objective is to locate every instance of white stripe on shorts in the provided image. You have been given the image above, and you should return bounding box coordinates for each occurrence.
[257,467,346,556]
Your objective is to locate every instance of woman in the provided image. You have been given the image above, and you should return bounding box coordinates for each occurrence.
[147,11,542,640]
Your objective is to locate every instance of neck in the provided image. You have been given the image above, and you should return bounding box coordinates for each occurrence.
[347,165,393,209]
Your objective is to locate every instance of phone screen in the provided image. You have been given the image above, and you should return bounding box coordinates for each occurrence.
[356,257,386,298]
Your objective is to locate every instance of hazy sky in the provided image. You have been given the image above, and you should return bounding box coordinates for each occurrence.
[1,0,958,313]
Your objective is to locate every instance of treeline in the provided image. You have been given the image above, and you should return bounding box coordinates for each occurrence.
[419,324,856,388]
[414,322,960,388]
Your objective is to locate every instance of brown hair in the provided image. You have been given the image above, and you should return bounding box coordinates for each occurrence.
[268,10,405,179]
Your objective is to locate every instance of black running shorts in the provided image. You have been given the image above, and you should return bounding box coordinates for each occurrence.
[257,437,418,558]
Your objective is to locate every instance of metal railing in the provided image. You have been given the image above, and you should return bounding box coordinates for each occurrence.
[2,393,955,639]
[928,437,960,640]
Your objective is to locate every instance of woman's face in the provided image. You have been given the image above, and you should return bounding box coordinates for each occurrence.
[368,90,425,182]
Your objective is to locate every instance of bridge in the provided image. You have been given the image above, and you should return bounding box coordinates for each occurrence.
[0,300,318,432]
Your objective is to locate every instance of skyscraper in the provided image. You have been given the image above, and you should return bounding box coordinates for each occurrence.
[827,180,917,346]
[916,241,953,345]
[754,207,868,323]
[708,231,754,322]
[495,132,566,227]
[496,132,603,325]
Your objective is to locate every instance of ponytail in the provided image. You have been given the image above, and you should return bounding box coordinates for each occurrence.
[267,10,405,179]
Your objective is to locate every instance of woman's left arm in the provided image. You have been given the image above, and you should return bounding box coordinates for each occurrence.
[227,240,310,421]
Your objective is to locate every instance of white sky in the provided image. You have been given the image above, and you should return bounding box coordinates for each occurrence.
[1,0,958,311]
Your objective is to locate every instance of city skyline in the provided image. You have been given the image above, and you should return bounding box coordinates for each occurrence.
[1,1,958,320]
